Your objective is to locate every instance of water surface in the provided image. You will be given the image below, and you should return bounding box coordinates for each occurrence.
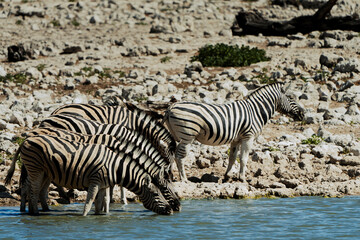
[0,197,359,239]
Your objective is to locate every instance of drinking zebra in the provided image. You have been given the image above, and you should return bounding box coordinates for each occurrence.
[163,82,304,181]
[19,134,173,216]
[44,104,176,204]
[6,126,180,213]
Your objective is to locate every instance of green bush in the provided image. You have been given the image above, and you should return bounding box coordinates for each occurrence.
[0,73,27,84]
[301,135,324,145]
[191,43,270,67]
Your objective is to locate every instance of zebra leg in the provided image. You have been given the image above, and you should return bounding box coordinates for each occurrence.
[120,186,127,205]
[175,142,189,181]
[224,142,240,181]
[28,171,45,215]
[102,187,110,213]
[39,178,51,211]
[238,138,254,182]
[83,183,100,216]
[20,178,29,212]
[110,185,114,203]
[95,188,106,214]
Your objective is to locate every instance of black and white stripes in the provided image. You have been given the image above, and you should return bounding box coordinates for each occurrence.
[21,134,173,216]
[163,82,304,181]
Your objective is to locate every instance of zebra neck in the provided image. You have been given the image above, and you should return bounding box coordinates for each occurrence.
[245,91,277,127]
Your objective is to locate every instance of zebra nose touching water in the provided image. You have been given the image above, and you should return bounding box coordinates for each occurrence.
[5,103,180,215]
[163,82,305,182]
[15,134,174,216]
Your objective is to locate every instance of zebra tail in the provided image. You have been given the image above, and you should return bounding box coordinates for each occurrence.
[4,143,23,186]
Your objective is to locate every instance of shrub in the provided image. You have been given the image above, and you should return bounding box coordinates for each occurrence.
[36,64,46,72]
[301,135,324,145]
[0,73,27,84]
[191,43,270,67]
[160,56,172,63]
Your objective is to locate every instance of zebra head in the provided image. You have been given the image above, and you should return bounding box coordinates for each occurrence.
[153,167,181,212]
[140,174,173,215]
[277,94,305,121]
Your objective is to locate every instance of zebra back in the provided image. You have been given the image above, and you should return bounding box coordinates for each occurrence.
[40,113,175,166]
[51,104,176,162]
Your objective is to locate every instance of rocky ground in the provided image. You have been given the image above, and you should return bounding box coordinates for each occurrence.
[0,0,360,208]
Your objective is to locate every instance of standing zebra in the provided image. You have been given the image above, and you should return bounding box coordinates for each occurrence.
[19,134,173,216]
[163,82,304,181]
[6,126,180,212]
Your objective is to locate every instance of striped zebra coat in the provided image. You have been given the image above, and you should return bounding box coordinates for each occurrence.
[44,105,176,204]
[6,127,180,213]
[20,134,173,216]
[51,102,176,157]
[163,82,304,181]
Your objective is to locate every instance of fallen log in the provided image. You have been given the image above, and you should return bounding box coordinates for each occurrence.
[231,0,360,36]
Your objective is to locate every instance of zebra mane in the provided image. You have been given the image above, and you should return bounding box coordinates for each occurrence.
[247,82,285,99]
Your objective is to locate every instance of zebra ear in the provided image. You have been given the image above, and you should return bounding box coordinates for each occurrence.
[144,174,152,186]
[283,81,292,93]
[158,166,165,180]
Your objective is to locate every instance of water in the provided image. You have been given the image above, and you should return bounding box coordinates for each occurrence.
[0,196,359,239]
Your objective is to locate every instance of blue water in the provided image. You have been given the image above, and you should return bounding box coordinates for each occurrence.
[0,197,359,239]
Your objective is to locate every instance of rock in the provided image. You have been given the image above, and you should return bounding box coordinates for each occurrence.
[89,15,103,24]
[61,46,82,54]
[0,119,6,130]
[338,80,354,92]
[150,25,169,34]
[184,61,203,77]
[0,140,17,155]
[299,154,313,171]
[319,52,343,68]
[350,142,360,156]
[346,103,360,115]
[9,112,25,127]
[26,67,42,79]
[64,79,75,90]
[311,143,342,158]
[326,164,343,175]
[269,182,286,189]
[326,134,353,147]
[32,90,53,103]
[317,101,329,113]
[196,157,210,169]
[279,179,300,189]
[0,66,6,77]
[15,5,45,18]
[7,45,32,62]
[84,76,98,85]
[334,59,360,73]
[304,112,323,124]
[340,156,360,166]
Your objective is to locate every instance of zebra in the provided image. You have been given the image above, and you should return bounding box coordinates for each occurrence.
[43,104,176,204]
[50,101,176,155]
[38,114,175,168]
[162,82,304,182]
[19,134,173,216]
[6,126,180,212]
